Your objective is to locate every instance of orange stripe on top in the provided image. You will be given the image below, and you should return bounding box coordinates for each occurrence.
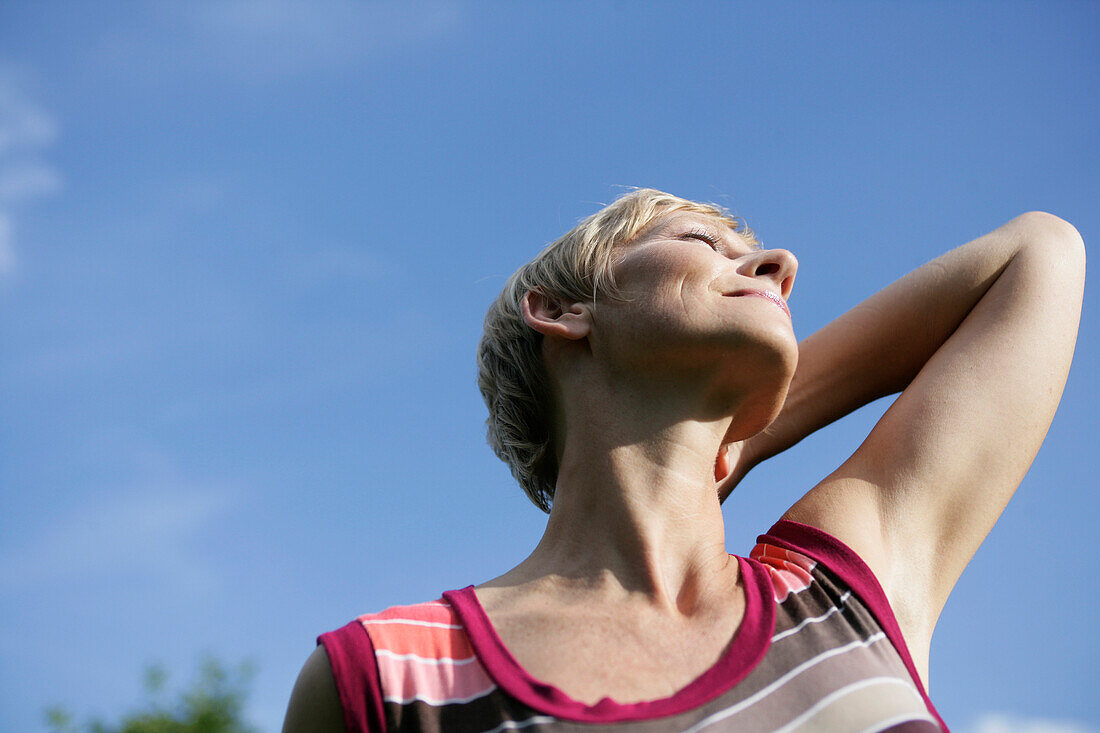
[358,598,495,706]
[358,599,476,660]
[751,542,816,602]
[368,600,457,624]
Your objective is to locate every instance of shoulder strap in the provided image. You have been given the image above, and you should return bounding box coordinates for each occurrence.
[318,620,387,733]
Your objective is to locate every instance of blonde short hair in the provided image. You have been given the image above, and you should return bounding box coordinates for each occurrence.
[477,188,759,512]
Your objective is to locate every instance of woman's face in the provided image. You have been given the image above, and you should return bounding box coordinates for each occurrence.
[589,210,799,436]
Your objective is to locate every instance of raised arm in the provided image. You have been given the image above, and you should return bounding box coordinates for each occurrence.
[727,211,1085,682]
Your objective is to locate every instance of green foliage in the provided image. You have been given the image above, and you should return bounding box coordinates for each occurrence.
[45,657,258,733]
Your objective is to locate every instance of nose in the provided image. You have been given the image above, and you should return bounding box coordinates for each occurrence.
[738,248,798,299]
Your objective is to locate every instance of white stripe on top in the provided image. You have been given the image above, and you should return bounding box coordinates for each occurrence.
[771,676,929,733]
[383,684,498,707]
[374,649,478,665]
[478,715,558,733]
[681,632,889,733]
[772,591,853,643]
[361,618,463,630]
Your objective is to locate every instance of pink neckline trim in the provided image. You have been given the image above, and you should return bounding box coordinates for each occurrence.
[442,555,775,723]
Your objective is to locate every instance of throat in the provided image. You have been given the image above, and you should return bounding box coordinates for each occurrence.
[523,470,734,611]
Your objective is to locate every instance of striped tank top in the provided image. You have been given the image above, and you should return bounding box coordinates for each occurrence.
[319,520,948,732]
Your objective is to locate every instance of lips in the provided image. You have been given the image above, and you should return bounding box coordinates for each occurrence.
[725,289,791,319]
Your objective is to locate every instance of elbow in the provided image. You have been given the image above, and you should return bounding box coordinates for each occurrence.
[1015,211,1086,275]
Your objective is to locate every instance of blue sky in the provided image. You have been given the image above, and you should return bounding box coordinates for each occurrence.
[0,2,1097,731]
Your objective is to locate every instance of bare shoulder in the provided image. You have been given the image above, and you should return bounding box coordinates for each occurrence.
[283,646,345,733]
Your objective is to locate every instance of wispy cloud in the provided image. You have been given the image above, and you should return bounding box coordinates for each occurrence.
[94,0,461,84]
[288,246,385,287]
[0,212,14,275]
[969,713,1098,733]
[0,160,62,203]
[0,65,62,278]
[0,77,57,155]
[164,174,230,213]
[0,481,239,595]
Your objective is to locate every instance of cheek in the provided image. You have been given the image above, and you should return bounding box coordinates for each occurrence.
[615,249,714,298]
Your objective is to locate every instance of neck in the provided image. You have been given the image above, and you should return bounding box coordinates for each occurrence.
[502,371,747,615]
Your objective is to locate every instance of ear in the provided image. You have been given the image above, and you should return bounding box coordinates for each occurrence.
[715,441,753,504]
[714,444,732,484]
[521,289,591,341]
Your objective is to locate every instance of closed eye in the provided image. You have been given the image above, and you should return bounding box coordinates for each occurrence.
[681,228,721,249]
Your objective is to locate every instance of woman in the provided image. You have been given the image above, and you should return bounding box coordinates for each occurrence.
[284,189,1084,732]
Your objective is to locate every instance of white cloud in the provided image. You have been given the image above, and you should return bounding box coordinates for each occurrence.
[0,65,62,279]
[0,212,14,276]
[0,79,58,156]
[969,713,1097,733]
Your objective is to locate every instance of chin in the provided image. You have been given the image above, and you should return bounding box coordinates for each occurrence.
[715,333,797,442]
[731,322,798,378]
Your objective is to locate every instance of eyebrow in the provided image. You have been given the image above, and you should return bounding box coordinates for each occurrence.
[659,215,757,251]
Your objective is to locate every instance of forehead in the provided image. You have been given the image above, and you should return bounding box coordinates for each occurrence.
[651,209,736,230]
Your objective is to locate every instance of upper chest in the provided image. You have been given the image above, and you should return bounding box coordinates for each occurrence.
[477,597,746,706]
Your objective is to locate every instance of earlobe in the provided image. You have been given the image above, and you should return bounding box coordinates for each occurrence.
[714,444,731,484]
[521,289,591,341]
